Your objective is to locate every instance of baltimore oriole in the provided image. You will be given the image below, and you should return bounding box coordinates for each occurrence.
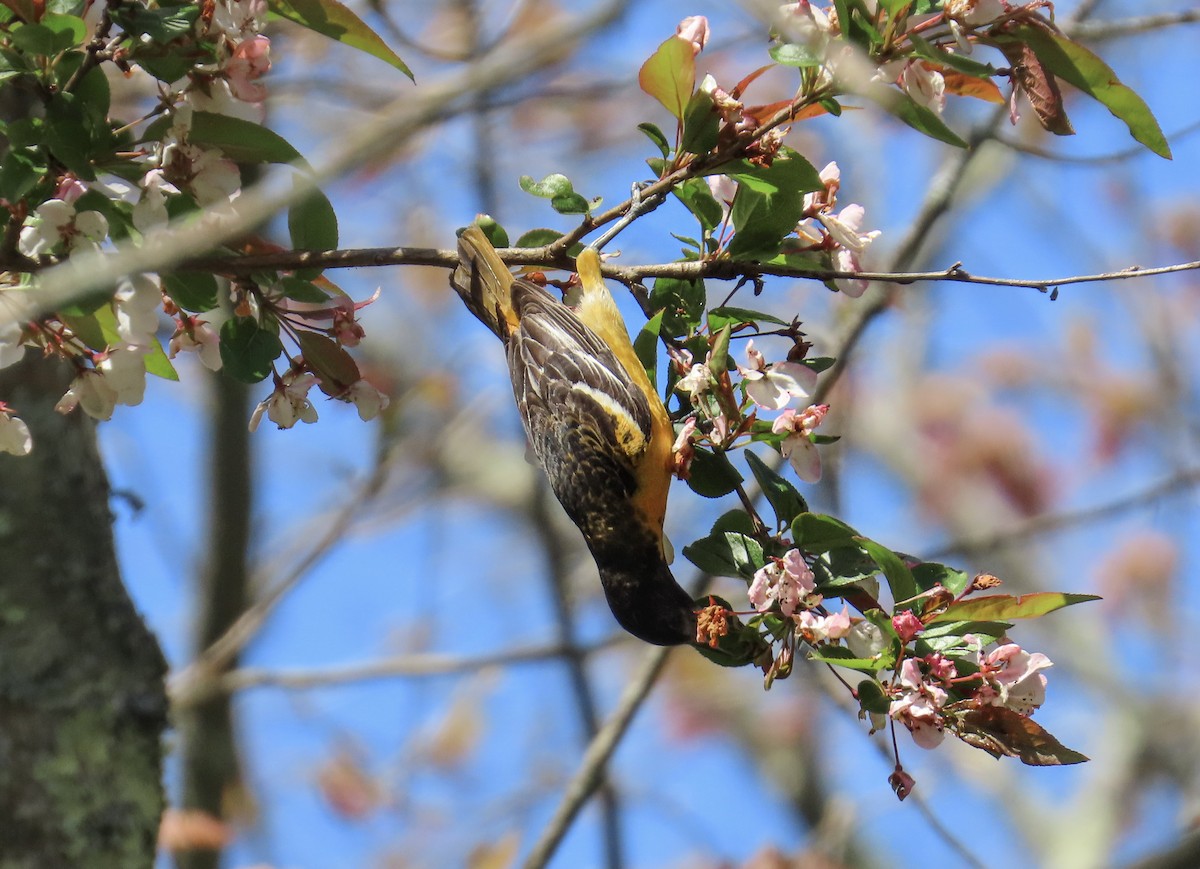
[451,227,697,645]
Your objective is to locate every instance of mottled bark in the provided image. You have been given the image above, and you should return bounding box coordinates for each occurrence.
[0,355,168,869]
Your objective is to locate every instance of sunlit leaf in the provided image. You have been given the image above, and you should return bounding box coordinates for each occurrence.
[994,24,1170,158]
[956,706,1089,765]
[929,592,1101,624]
[638,34,694,120]
[269,0,413,77]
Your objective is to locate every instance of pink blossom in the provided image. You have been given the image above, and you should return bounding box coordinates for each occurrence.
[675,16,709,55]
[0,406,31,456]
[890,658,947,749]
[978,643,1052,714]
[795,605,852,642]
[900,61,946,114]
[56,370,119,421]
[249,372,320,431]
[925,653,958,684]
[818,203,880,297]
[771,403,828,483]
[945,0,1006,27]
[344,379,390,421]
[19,199,108,256]
[738,340,817,410]
[209,0,267,39]
[98,347,149,407]
[892,609,923,642]
[114,275,163,345]
[675,362,713,398]
[226,35,271,102]
[671,416,698,478]
[803,161,841,214]
[170,319,223,371]
[748,549,817,617]
[55,176,87,203]
[161,140,242,207]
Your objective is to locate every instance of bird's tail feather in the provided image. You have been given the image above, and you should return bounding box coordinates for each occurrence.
[451,226,519,339]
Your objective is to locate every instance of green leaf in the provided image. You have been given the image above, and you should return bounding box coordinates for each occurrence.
[920,620,1011,652]
[162,273,218,312]
[58,310,106,348]
[269,0,413,78]
[712,508,757,536]
[680,88,719,155]
[686,447,744,498]
[633,308,665,389]
[296,330,360,394]
[727,149,823,259]
[111,2,200,43]
[0,148,43,201]
[518,173,594,215]
[682,530,764,580]
[649,276,706,337]
[189,111,304,164]
[929,592,1101,624]
[908,32,998,78]
[278,275,331,303]
[637,122,671,158]
[858,537,919,603]
[831,0,881,47]
[807,645,891,673]
[10,21,76,55]
[706,305,789,331]
[44,94,94,179]
[911,561,970,596]
[40,12,85,43]
[863,84,967,148]
[288,181,338,278]
[219,317,284,383]
[744,450,807,528]
[769,42,823,68]
[637,34,694,120]
[671,177,724,232]
[142,337,179,381]
[473,215,509,248]
[857,678,890,714]
[72,64,111,135]
[792,512,859,553]
[515,228,562,248]
[998,25,1169,159]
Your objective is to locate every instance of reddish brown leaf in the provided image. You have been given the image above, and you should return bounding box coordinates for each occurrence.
[943,71,1005,104]
[956,706,1089,765]
[996,38,1074,135]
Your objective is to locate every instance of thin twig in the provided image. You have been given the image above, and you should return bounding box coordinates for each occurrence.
[521,644,674,869]
[169,458,391,709]
[925,467,1200,561]
[169,639,618,705]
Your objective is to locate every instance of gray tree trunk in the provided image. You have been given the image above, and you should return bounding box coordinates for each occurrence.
[0,355,167,869]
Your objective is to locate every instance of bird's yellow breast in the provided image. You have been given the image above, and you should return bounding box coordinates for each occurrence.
[573,249,674,539]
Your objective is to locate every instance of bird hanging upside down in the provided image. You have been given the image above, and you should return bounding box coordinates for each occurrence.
[450,227,699,646]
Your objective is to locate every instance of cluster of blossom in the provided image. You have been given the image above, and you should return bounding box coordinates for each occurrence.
[743,552,1055,762]
[0,0,386,454]
[777,0,1010,117]
[673,336,829,484]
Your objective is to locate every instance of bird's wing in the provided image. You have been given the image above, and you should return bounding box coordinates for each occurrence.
[506,278,655,531]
